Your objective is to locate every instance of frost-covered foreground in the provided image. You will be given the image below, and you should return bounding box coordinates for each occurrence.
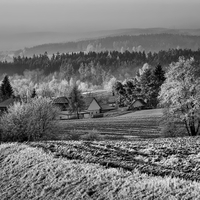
[1,138,200,199]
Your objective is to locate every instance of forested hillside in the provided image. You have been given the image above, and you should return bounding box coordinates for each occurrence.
[11,34,200,57]
[0,48,200,77]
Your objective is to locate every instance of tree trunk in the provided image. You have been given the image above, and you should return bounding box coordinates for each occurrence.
[77,108,79,119]
[190,114,197,136]
[190,125,197,136]
[184,119,191,136]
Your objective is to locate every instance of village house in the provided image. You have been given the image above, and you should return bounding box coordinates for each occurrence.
[52,96,69,111]
[128,99,146,110]
[53,95,116,119]
[84,97,115,118]
[52,96,76,119]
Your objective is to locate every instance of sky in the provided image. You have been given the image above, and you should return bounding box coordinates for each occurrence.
[0,0,200,34]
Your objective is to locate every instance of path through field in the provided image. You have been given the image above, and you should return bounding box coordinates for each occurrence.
[59,109,163,140]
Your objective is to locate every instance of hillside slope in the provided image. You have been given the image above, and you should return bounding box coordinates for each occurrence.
[1,142,200,200]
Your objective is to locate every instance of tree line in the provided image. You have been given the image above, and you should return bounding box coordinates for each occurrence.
[1,48,200,78]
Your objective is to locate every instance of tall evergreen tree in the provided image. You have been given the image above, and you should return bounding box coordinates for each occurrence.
[140,68,155,107]
[153,64,165,86]
[0,75,13,101]
[140,65,165,108]
[31,88,37,98]
[151,64,166,107]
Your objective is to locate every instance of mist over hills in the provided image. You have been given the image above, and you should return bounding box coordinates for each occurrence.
[1,28,200,62]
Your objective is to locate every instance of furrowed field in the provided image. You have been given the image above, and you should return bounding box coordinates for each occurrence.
[2,109,199,199]
[2,138,200,199]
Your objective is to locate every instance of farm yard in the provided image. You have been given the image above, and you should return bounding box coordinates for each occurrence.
[58,109,164,140]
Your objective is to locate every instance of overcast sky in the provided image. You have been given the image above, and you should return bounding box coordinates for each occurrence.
[0,0,200,33]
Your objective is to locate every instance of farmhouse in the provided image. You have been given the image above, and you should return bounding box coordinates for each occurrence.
[84,97,115,118]
[87,97,101,115]
[129,99,146,110]
[54,95,116,119]
[52,96,69,111]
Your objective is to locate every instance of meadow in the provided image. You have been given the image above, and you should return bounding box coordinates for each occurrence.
[58,109,163,140]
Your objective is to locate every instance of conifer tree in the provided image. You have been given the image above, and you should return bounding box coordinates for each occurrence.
[31,88,37,98]
[153,64,165,86]
[140,68,155,107]
[140,64,165,108]
[0,75,13,101]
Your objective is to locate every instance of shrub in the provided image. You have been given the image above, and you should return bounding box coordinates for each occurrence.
[92,113,104,118]
[80,129,103,141]
[0,97,60,142]
[68,129,82,140]
[160,122,178,137]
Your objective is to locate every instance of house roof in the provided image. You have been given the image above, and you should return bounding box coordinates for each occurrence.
[87,99,101,111]
[131,99,146,106]
[83,96,115,112]
[0,97,20,108]
[83,97,95,108]
[53,97,69,104]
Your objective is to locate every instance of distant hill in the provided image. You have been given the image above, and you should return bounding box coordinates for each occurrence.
[1,28,200,61]
[1,28,200,51]
[14,33,200,57]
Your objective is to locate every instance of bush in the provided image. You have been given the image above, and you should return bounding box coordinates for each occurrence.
[92,113,104,118]
[68,129,82,140]
[0,97,60,142]
[160,122,178,137]
[80,129,103,141]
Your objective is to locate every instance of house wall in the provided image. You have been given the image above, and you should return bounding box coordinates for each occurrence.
[84,113,91,118]
[57,113,84,120]
[90,110,100,115]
